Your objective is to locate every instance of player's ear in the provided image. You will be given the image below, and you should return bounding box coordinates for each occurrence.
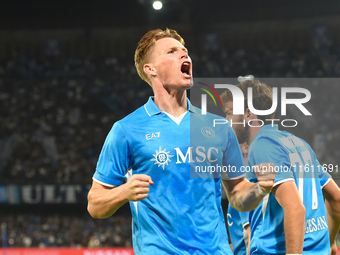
[245,108,255,120]
[144,64,156,76]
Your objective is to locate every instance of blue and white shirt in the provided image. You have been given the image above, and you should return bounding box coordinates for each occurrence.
[93,97,245,255]
[246,125,331,255]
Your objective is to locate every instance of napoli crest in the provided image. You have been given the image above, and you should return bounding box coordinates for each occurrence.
[201,127,215,139]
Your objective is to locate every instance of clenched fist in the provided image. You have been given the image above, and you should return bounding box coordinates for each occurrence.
[253,163,276,195]
[124,174,154,201]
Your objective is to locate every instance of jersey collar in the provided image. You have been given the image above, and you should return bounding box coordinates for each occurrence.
[260,124,279,131]
[144,96,196,117]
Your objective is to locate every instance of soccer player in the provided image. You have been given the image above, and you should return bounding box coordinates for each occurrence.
[221,79,340,255]
[87,28,276,254]
[227,204,250,255]
[227,142,251,255]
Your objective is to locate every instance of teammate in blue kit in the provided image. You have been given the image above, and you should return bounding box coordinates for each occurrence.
[221,79,340,255]
[227,204,250,255]
[87,28,276,255]
[227,142,250,255]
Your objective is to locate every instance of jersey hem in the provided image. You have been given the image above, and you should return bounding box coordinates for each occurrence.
[243,222,250,228]
[321,178,331,189]
[92,177,117,187]
[273,178,295,188]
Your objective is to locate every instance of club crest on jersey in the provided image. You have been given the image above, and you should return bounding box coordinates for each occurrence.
[201,127,215,139]
[151,146,174,170]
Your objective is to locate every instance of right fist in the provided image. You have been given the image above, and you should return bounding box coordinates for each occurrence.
[124,174,154,201]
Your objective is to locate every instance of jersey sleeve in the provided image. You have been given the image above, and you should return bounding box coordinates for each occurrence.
[315,157,331,187]
[305,142,331,187]
[303,140,332,188]
[221,126,245,180]
[246,137,294,185]
[93,122,132,186]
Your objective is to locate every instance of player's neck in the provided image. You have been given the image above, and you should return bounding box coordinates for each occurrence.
[153,87,188,117]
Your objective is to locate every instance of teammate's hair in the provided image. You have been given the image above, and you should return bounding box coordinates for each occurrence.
[134,28,185,86]
[220,80,276,122]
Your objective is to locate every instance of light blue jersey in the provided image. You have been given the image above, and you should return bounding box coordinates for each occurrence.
[246,125,331,255]
[93,97,245,255]
[227,204,249,255]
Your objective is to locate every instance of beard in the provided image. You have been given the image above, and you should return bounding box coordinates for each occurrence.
[236,124,249,144]
[233,115,249,144]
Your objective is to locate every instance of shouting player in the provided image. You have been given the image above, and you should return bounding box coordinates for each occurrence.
[87,28,275,254]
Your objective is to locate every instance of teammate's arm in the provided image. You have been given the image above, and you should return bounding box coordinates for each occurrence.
[87,174,153,218]
[222,163,275,212]
[330,242,337,255]
[322,179,340,255]
[222,179,270,213]
[244,224,250,255]
[272,180,306,254]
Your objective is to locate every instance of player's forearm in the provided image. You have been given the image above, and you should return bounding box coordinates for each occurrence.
[330,242,337,255]
[325,198,340,244]
[87,185,128,219]
[284,205,305,254]
[223,179,267,212]
[245,225,251,255]
[323,179,340,244]
[233,182,267,212]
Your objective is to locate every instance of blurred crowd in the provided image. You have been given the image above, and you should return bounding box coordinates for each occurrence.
[1,213,132,248]
[1,44,339,184]
[0,55,152,183]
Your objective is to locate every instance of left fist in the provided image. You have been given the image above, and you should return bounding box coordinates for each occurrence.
[253,163,276,194]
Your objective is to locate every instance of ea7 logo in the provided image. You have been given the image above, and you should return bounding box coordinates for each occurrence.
[146,132,160,140]
[201,84,312,116]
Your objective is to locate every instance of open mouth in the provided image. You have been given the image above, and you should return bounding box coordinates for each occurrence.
[181,62,191,76]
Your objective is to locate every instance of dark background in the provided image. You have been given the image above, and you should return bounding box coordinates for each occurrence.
[1,0,340,29]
